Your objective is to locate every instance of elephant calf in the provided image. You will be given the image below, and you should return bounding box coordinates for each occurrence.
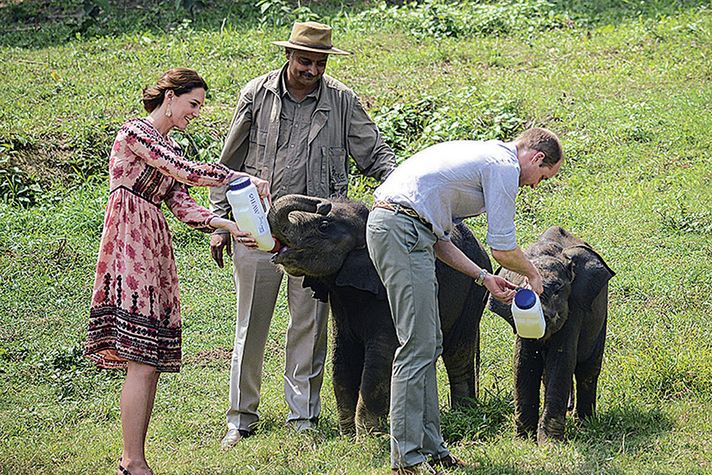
[268,194,491,435]
[489,226,614,444]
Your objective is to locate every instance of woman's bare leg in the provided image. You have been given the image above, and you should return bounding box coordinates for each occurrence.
[119,361,159,475]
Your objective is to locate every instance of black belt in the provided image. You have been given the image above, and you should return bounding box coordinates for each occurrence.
[373,201,432,230]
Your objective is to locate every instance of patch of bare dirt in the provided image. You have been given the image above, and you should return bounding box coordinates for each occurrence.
[186,347,232,367]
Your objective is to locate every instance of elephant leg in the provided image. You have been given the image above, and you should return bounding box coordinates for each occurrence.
[575,325,606,421]
[513,339,543,438]
[439,282,484,407]
[332,334,364,435]
[355,336,396,435]
[537,339,577,444]
[441,335,477,408]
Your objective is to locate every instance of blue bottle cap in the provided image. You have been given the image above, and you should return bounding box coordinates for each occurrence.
[514,288,537,310]
[228,177,251,191]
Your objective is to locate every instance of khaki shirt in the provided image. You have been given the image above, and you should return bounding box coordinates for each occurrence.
[209,64,396,223]
[272,70,320,196]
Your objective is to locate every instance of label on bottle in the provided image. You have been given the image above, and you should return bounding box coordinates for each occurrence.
[248,192,268,235]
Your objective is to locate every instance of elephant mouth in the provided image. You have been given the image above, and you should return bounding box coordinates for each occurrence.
[270,242,310,276]
[271,243,292,262]
[271,252,309,277]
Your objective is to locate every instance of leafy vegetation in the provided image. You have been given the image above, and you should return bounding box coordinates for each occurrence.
[372,89,526,161]
[348,0,574,39]
[0,143,43,206]
[1,0,711,473]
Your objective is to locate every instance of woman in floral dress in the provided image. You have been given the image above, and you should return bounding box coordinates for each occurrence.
[85,68,269,475]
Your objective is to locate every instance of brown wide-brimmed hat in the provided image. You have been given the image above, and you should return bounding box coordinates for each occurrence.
[272,21,350,55]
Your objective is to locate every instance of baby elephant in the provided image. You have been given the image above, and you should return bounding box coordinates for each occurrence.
[268,194,490,435]
[489,226,614,444]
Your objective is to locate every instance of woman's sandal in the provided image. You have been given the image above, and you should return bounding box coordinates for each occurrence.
[118,457,132,475]
[118,456,154,475]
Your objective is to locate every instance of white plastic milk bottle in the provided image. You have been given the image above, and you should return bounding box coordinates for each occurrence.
[226,177,276,252]
[511,288,546,339]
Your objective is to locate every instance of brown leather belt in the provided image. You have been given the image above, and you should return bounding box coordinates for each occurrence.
[373,200,432,229]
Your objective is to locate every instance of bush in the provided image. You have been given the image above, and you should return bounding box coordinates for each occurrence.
[0,143,42,207]
[255,0,319,27]
[372,98,438,156]
[372,88,527,161]
[349,0,574,39]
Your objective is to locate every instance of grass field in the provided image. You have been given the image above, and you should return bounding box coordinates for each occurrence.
[1,1,711,473]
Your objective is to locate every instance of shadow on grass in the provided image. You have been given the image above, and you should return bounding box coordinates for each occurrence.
[441,392,514,443]
[441,395,673,473]
[1,0,709,49]
[570,403,674,462]
[248,413,344,442]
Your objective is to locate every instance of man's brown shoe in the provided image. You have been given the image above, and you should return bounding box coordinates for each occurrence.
[431,453,467,469]
[391,461,443,474]
[220,428,253,450]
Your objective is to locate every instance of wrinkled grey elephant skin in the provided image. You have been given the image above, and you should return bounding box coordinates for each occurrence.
[268,194,491,435]
[489,226,615,444]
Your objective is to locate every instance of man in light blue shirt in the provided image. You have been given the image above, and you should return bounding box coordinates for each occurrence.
[367,127,563,473]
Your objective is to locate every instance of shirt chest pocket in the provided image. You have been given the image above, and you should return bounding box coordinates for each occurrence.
[245,129,268,174]
[324,146,347,190]
[249,128,268,147]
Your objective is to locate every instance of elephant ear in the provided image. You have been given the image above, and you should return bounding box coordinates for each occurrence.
[334,248,387,300]
[563,244,615,309]
[541,225,587,248]
[302,276,330,303]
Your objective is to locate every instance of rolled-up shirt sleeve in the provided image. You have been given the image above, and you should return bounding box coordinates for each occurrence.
[480,163,519,250]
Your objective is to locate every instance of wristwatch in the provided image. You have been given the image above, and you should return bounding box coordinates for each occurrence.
[475,268,488,286]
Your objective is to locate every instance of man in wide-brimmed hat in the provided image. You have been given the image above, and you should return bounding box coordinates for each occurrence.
[210,21,396,449]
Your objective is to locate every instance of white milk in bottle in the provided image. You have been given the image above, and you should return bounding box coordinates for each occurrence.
[226,177,276,252]
[511,288,546,339]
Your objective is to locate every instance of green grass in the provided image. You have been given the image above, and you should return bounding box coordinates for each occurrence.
[1,1,711,473]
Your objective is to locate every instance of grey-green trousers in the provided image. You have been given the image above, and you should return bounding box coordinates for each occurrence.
[366,207,450,469]
[226,243,330,432]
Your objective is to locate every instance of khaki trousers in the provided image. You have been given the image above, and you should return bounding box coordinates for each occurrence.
[366,207,450,469]
[226,243,329,432]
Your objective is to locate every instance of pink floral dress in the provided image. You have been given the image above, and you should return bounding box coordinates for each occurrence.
[85,118,239,372]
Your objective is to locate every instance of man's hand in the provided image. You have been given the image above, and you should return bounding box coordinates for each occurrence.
[524,270,544,296]
[210,233,231,268]
[434,239,517,302]
[209,217,258,268]
[491,247,544,295]
[484,274,517,304]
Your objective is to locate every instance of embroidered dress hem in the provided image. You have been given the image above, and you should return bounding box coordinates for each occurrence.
[86,304,182,373]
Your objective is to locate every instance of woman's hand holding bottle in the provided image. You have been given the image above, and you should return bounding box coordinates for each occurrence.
[210,218,257,248]
[249,176,271,205]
